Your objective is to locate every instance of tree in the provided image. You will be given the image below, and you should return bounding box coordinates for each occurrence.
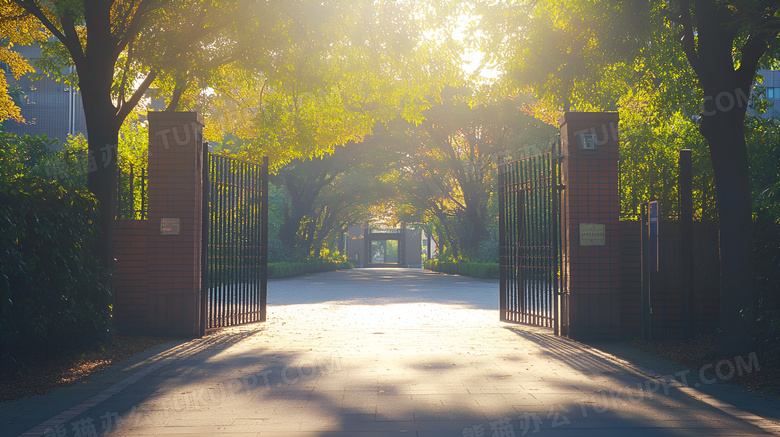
[275,149,359,256]
[662,1,780,355]
[274,139,396,258]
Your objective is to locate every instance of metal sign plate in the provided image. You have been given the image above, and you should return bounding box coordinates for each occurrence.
[579,223,605,246]
[160,218,180,235]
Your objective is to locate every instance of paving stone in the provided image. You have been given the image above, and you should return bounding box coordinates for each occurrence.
[3,269,780,436]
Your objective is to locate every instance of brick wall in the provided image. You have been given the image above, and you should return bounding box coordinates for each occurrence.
[618,221,642,336]
[114,220,148,333]
[618,220,720,339]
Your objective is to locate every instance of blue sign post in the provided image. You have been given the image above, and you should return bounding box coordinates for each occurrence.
[648,200,659,272]
[641,201,659,340]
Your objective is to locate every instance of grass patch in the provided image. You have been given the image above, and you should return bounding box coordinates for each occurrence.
[424,260,499,279]
[269,260,353,279]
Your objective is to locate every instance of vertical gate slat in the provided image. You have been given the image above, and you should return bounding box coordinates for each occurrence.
[526,157,542,326]
[531,156,539,326]
[254,161,260,321]
[520,159,528,324]
[510,162,516,322]
[515,161,522,323]
[212,155,217,328]
[221,156,228,327]
[236,161,242,325]
[542,155,549,326]
[200,147,209,337]
[242,161,248,325]
[216,156,221,327]
[550,141,561,335]
[249,160,255,323]
[543,155,555,328]
[224,157,230,326]
[230,158,234,323]
[256,159,261,321]
[261,157,268,322]
[506,162,512,322]
[231,159,238,325]
[545,153,552,327]
[499,162,506,321]
[507,163,512,321]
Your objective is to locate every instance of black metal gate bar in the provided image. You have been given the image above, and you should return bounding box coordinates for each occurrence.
[498,138,566,333]
[260,156,268,322]
[200,146,208,337]
[202,152,268,331]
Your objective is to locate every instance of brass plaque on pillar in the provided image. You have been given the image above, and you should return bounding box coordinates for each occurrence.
[161,218,181,235]
[579,223,605,246]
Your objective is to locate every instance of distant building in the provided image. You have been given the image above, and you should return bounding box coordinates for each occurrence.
[2,44,87,142]
[344,224,423,268]
[756,67,780,119]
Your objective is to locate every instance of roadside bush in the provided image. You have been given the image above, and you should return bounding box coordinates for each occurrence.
[477,237,499,263]
[424,260,499,279]
[268,259,353,279]
[0,175,111,362]
[268,236,293,263]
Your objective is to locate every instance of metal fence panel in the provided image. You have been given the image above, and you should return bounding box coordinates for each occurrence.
[116,164,147,220]
[498,139,567,335]
[202,153,268,331]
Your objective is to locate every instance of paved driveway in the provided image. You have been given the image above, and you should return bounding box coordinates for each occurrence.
[3,268,779,436]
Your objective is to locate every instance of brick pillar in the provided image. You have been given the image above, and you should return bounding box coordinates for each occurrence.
[559,112,621,339]
[146,112,204,336]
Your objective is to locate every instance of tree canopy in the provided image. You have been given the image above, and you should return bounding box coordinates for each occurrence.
[0,2,44,122]
[2,0,779,354]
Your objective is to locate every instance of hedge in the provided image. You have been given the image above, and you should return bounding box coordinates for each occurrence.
[268,260,353,279]
[0,176,112,360]
[424,260,499,279]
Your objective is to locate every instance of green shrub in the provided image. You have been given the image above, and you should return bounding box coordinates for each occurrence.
[424,260,499,279]
[268,259,353,279]
[0,175,111,360]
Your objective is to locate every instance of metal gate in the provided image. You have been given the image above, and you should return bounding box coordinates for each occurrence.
[498,139,568,335]
[201,152,268,333]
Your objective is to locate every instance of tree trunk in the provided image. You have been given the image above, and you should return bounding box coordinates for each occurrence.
[700,91,756,356]
[685,0,769,357]
[79,58,121,272]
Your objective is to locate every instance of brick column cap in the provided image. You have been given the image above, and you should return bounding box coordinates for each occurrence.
[558,111,619,128]
[147,111,204,126]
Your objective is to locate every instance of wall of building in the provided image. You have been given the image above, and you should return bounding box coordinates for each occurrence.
[2,45,88,142]
[755,68,780,118]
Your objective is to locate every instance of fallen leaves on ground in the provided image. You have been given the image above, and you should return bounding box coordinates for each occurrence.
[630,334,780,396]
[0,336,170,403]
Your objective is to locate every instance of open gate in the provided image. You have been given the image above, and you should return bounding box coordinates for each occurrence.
[498,139,568,336]
[201,152,268,334]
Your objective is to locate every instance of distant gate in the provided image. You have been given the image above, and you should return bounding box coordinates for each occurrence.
[498,139,568,335]
[201,153,268,333]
